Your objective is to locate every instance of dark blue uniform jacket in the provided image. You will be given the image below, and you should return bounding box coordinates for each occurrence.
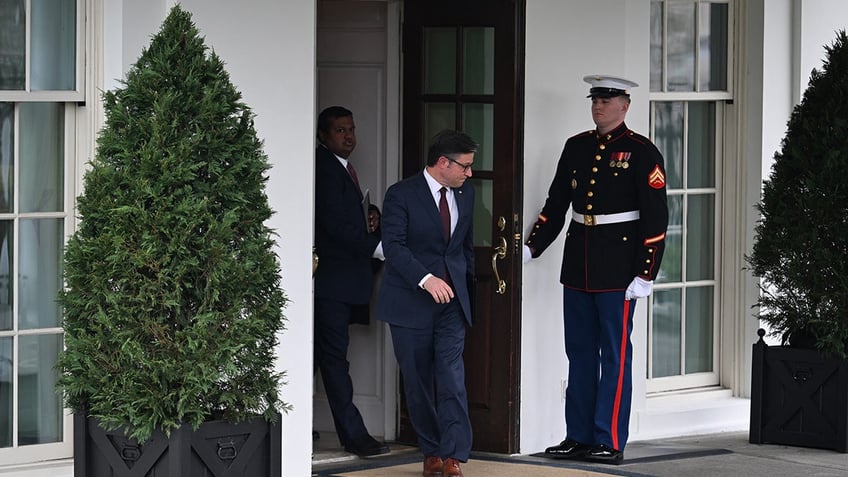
[526,122,669,291]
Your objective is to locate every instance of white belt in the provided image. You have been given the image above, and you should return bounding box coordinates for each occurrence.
[573,210,640,226]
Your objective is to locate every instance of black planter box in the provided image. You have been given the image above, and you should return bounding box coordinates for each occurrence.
[750,330,848,452]
[74,413,281,476]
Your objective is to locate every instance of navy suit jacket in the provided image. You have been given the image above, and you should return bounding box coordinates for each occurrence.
[314,145,380,305]
[376,172,475,327]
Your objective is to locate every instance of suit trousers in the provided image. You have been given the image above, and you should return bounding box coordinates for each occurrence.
[314,298,370,446]
[389,301,472,460]
[562,287,635,451]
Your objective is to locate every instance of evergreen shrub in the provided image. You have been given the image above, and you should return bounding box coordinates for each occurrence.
[57,5,288,442]
[748,30,848,359]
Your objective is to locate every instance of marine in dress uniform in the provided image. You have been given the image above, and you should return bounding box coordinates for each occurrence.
[524,75,669,463]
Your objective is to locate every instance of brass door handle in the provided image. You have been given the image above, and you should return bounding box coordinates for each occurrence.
[491,236,507,295]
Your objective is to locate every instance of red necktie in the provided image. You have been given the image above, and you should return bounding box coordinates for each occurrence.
[439,187,451,243]
[439,187,453,287]
[347,162,362,195]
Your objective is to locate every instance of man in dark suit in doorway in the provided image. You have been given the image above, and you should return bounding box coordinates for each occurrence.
[377,129,478,477]
[314,106,389,457]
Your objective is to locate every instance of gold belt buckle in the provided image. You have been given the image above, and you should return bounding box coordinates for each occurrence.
[584,214,596,226]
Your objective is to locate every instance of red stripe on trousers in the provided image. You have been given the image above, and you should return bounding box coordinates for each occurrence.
[611,299,630,450]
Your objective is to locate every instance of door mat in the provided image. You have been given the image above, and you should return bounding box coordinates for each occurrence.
[528,447,733,465]
[313,453,655,477]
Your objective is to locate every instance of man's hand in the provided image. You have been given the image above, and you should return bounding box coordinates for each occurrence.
[423,276,455,304]
[625,277,653,300]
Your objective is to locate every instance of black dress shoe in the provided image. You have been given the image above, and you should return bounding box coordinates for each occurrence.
[344,435,390,457]
[585,444,623,463]
[544,438,590,459]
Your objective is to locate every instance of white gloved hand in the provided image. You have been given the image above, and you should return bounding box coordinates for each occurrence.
[522,245,533,264]
[625,277,653,300]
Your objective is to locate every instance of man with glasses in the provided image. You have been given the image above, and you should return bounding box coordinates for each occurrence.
[377,129,477,477]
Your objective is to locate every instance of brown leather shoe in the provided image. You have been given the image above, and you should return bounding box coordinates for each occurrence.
[423,456,443,477]
[443,457,464,477]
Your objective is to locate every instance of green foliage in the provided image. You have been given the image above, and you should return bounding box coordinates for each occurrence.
[749,30,848,359]
[57,5,288,442]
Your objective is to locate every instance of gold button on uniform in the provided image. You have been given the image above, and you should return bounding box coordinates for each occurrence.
[592,167,598,172]
[587,204,593,210]
[590,179,596,184]
[599,144,606,150]
[587,191,594,197]
[595,155,602,160]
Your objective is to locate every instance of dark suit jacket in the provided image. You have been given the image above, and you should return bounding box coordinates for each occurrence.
[376,172,475,327]
[314,145,380,307]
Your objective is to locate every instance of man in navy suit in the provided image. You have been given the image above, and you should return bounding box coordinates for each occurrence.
[377,130,478,477]
[314,106,389,457]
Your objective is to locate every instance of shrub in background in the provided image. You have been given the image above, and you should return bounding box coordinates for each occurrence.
[748,30,848,359]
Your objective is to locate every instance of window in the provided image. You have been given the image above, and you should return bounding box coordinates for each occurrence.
[647,0,731,392]
[0,0,84,101]
[0,0,82,466]
[422,26,496,247]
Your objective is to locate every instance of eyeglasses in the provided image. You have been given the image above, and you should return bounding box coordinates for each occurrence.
[444,156,473,173]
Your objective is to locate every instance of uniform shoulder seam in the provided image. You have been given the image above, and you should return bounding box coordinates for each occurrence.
[624,129,651,145]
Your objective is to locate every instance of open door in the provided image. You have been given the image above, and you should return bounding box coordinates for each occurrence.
[400,0,525,453]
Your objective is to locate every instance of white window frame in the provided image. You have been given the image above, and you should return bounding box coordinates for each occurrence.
[0,0,86,102]
[646,0,733,394]
[0,102,76,467]
[647,100,724,393]
[0,0,86,466]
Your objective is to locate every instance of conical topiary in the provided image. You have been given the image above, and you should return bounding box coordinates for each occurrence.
[748,30,848,358]
[57,5,288,442]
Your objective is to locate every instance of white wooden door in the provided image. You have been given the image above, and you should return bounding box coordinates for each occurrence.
[314,0,397,441]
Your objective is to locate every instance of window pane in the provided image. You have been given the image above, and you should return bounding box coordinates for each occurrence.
[0,103,12,212]
[685,286,714,373]
[657,194,682,283]
[20,103,64,213]
[650,0,664,92]
[0,220,11,331]
[699,2,728,91]
[423,28,456,95]
[0,0,25,90]
[19,218,63,330]
[652,288,681,378]
[18,334,63,445]
[687,102,716,188]
[423,102,456,159]
[462,103,493,170]
[462,27,494,95]
[686,193,714,281]
[470,179,492,247]
[667,1,696,92]
[0,337,11,448]
[653,102,683,189]
[30,0,76,91]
